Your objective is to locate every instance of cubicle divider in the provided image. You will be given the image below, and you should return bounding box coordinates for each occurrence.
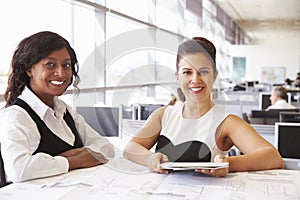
[214,100,258,118]
[279,112,300,122]
[250,124,275,145]
[249,109,300,146]
[76,106,120,137]
[119,104,164,151]
[120,103,163,140]
[74,104,162,154]
[250,108,300,125]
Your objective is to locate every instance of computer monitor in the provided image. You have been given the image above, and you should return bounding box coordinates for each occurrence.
[140,104,164,120]
[274,122,300,170]
[76,106,120,137]
[247,81,254,87]
[279,112,300,123]
[259,92,292,110]
[121,104,133,119]
[259,92,271,110]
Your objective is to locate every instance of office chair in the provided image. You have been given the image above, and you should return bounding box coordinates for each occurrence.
[227,148,244,157]
[242,113,250,123]
[0,143,10,188]
[227,149,237,157]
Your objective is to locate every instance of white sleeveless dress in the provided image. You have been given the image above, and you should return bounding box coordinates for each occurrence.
[155,103,229,162]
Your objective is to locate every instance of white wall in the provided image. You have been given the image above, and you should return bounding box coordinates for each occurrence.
[229,40,300,82]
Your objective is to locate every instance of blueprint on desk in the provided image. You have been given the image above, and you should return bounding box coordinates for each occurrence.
[1,158,299,200]
[149,170,300,200]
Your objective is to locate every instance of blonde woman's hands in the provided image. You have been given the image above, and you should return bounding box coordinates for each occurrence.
[147,152,170,174]
[195,154,230,177]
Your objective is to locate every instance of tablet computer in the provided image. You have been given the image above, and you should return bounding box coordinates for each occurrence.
[160,162,229,170]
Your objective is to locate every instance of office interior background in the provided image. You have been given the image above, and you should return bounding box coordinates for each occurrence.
[2,2,300,193]
[0,0,300,119]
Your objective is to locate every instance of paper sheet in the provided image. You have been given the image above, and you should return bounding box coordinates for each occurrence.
[1,158,300,200]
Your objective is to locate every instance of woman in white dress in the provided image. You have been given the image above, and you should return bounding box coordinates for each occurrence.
[124,37,283,177]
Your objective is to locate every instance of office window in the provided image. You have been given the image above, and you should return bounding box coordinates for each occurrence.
[202,10,215,40]
[106,13,148,43]
[0,0,73,93]
[74,4,106,89]
[155,85,175,105]
[215,24,230,79]
[183,9,202,38]
[88,0,105,6]
[216,5,226,26]
[202,0,216,17]
[106,85,172,107]
[0,0,83,107]
[186,0,202,18]
[153,50,177,83]
[105,49,154,87]
[217,51,231,80]
[105,14,154,87]
[156,0,182,33]
[224,14,236,44]
[106,87,147,106]
[106,0,152,23]
[0,0,247,107]
[155,31,180,83]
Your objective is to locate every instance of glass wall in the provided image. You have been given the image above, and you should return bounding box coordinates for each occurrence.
[0,0,248,108]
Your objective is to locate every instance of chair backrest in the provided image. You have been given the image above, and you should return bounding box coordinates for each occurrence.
[0,143,9,187]
[242,112,250,123]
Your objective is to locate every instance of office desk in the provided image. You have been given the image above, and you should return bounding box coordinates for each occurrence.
[1,157,300,200]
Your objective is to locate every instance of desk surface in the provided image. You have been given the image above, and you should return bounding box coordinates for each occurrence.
[1,157,300,200]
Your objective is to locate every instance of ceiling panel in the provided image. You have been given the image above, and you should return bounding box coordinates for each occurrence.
[215,0,300,44]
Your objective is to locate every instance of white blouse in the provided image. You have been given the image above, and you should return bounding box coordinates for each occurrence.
[0,86,114,182]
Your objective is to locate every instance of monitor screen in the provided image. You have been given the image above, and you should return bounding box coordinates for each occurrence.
[140,104,164,120]
[76,106,120,137]
[247,81,254,87]
[259,92,292,110]
[121,105,133,119]
[280,112,300,123]
[274,122,300,169]
[259,92,271,110]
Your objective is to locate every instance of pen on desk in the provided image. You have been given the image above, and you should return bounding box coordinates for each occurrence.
[147,191,186,198]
